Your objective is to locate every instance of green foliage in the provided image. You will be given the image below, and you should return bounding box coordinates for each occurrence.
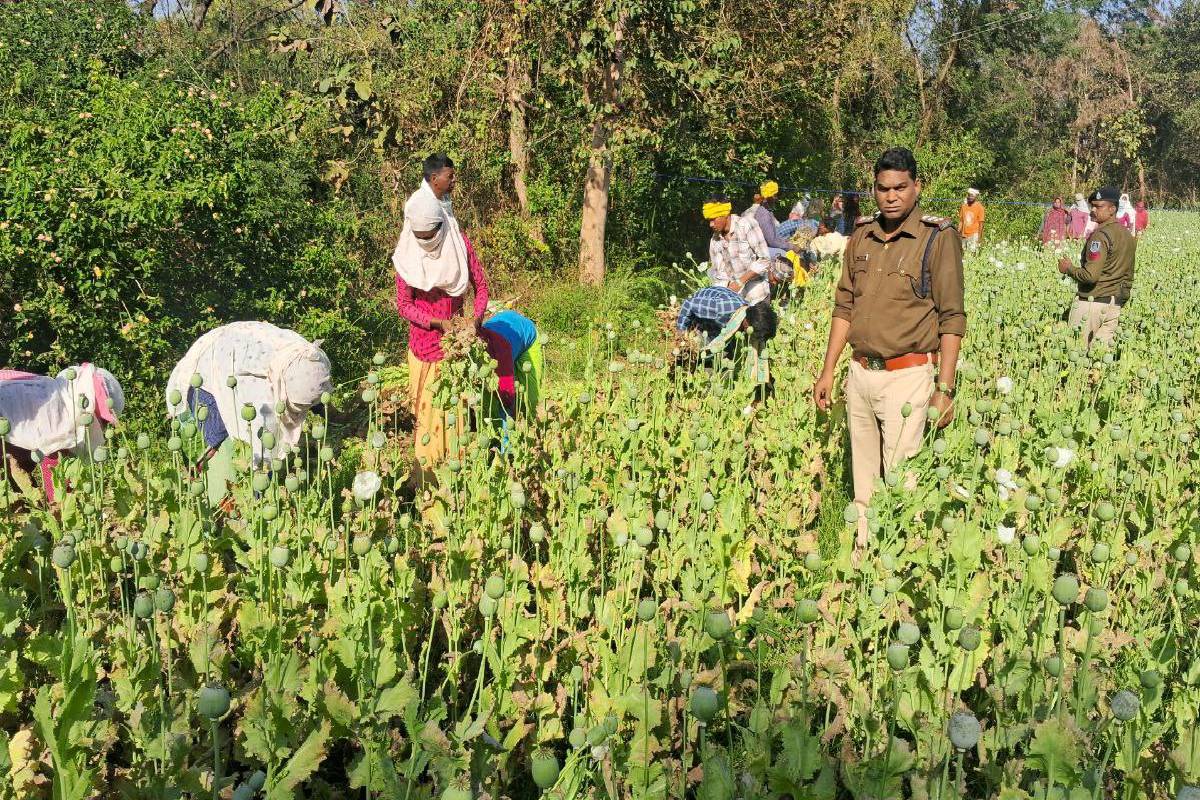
[0,2,378,415]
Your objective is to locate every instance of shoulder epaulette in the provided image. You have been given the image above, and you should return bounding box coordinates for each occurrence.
[921,215,954,231]
[854,214,877,227]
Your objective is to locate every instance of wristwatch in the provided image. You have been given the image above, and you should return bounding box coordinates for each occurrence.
[935,380,955,399]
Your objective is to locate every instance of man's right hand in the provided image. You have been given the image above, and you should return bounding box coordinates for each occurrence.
[813,371,835,411]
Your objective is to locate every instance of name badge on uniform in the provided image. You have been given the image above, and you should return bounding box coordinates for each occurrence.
[1087,240,1102,261]
[854,254,869,262]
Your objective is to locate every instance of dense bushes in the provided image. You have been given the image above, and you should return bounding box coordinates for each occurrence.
[0,2,384,416]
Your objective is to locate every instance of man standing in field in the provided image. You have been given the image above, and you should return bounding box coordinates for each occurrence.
[813,147,966,545]
[1057,186,1136,350]
[703,194,773,307]
[959,187,985,252]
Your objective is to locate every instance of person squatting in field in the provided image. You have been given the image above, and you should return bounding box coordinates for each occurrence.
[676,285,780,392]
[0,364,125,501]
[165,321,332,499]
[814,146,966,548]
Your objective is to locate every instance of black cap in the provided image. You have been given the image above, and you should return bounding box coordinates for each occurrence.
[1089,186,1119,205]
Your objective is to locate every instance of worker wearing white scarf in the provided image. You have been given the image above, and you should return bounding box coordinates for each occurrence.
[1117,193,1135,229]
[166,322,332,463]
[0,363,124,457]
[390,180,470,297]
[1074,194,1089,214]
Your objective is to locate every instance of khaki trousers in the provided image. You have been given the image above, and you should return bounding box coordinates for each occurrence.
[1068,298,1121,349]
[845,360,934,507]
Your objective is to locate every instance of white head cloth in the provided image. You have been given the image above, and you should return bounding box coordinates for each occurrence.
[1118,193,1134,219]
[166,321,332,462]
[1074,194,1089,213]
[0,364,123,456]
[390,180,469,297]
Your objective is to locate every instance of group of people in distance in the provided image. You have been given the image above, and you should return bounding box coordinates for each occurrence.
[1040,191,1149,246]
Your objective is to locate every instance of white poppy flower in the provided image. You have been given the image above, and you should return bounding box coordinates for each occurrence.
[996,376,1014,395]
[953,484,971,500]
[998,485,1011,502]
[997,524,1016,544]
[353,470,382,502]
[1053,447,1075,469]
[995,468,1013,486]
[742,405,754,417]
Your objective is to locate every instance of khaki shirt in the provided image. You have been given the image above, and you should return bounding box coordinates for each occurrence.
[1068,219,1135,301]
[833,210,966,359]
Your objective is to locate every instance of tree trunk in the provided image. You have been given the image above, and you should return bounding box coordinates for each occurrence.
[192,0,213,30]
[578,117,610,286]
[506,57,531,215]
[140,0,158,15]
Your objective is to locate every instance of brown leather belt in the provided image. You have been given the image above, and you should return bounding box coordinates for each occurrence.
[853,351,938,371]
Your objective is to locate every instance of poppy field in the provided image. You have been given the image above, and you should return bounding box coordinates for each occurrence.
[3,219,1200,800]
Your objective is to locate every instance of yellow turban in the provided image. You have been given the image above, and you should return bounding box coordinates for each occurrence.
[760,180,779,200]
[702,201,732,220]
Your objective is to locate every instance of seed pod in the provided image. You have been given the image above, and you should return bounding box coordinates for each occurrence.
[884,576,902,594]
[372,352,386,366]
[529,523,546,543]
[948,711,981,751]
[441,779,472,800]
[1174,544,1191,563]
[804,551,822,571]
[1052,574,1079,606]
[136,433,151,450]
[479,595,498,618]
[1110,690,1140,722]
[1084,587,1109,613]
[568,727,587,749]
[226,375,238,388]
[690,686,721,722]
[52,544,76,569]
[945,608,964,630]
[637,599,657,622]
[704,610,732,641]
[0,417,9,437]
[154,587,176,613]
[197,685,231,719]
[485,575,505,600]
[240,404,257,422]
[190,372,203,388]
[167,389,182,406]
[1047,547,1062,561]
[352,535,372,556]
[886,642,910,671]
[1043,655,1063,677]
[1095,502,1116,522]
[109,556,123,573]
[167,436,183,452]
[260,503,279,521]
[1022,535,1041,556]
[958,625,981,651]
[269,546,291,569]
[141,574,160,591]
[1139,669,1162,690]
[700,492,715,512]
[133,592,154,619]
[284,475,300,492]
[530,750,561,790]
[897,622,920,646]
[190,552,210,573]
[260,431,276,451]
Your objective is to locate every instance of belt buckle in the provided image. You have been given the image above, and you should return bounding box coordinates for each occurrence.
[866,356,887,371]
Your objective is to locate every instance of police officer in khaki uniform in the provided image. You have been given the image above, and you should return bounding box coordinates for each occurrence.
[813,148,966,544]
[1056,186,1135,350]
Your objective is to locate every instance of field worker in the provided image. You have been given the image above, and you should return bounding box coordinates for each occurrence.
[743,180,803,260]
[959,188,985,251]
[1135,200,1149,236]
[829,193,846,234]
[481,310,543,418]
[676,286,779,386]
[1040,196,1070,245]
[1068,193,1091,239]
[0,364,124,502]
[1117,193,1135,232]
[813,147,965,546]
[1056,186,1136,350]
[704,194,773,307]
[809,218,849,259]
[166,322,332,487]
[392,153,490,486]
[776,201,806,240]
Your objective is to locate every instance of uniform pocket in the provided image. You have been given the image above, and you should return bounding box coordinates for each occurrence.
[886,269,919,300]
[850,267,869,297]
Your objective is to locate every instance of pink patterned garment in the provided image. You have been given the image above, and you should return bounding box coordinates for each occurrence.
[395,235,490,362]
[0,369,59,500]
